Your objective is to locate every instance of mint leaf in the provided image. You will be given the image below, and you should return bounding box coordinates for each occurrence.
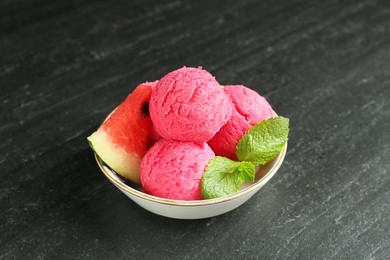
[236,116,289,166]
[201,156,255,199]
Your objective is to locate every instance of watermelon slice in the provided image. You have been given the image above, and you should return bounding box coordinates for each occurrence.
[87,84,152,184]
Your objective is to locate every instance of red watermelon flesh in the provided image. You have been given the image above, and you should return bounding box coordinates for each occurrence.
[88,84,152,184]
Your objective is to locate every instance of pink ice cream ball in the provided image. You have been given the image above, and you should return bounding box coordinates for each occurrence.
[143,80,159,89]
[208,85,274,160]
[149,67,233,143]
[140,139,215,200]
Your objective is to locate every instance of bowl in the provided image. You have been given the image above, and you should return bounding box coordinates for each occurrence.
[95,144,287,219]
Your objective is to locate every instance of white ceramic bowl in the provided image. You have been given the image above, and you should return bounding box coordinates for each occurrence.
[95,144,287,219]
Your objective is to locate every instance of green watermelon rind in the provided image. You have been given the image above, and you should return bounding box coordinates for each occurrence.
[87,130,142,184]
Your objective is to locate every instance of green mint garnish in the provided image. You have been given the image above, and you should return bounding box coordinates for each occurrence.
[236,116,289,166]
[201,156,255,199]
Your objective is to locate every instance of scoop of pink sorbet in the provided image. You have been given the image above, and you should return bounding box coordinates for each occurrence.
[150,67,232,143]
[208,85,274,160]
[140,139,215,200]
[143,80,159,89]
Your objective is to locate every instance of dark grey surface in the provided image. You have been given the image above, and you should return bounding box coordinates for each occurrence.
[1,0,390,259]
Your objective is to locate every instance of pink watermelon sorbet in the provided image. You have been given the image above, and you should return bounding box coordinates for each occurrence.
[208,85,274,160]
[143,80,159,89]
[140,139,215,200]
[149,67,232,143]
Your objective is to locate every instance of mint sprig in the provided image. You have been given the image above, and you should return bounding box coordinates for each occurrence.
[201,116,289,199]
[236,116,289,166]
[201,157,255,199]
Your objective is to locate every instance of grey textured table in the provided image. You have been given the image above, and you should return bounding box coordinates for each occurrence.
[1,0,390,259]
